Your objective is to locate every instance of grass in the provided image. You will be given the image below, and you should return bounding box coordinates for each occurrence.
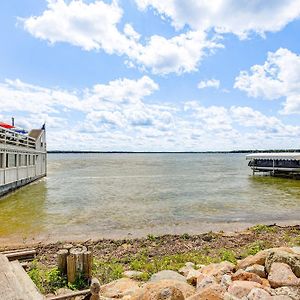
[249,224,278,234]
[28,260,88,294]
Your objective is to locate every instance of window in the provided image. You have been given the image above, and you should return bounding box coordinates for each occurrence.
[28,155,31,165]
[18,154,27,167]
[0,153,4,168]
[6,153,17,167]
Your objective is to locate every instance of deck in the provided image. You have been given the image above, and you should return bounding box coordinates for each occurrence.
[0,254,44,300]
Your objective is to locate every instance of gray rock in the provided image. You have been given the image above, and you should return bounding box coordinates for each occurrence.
[247,288,271,299]
[272,286,300,300]
[220,274,232,289]
[245,264,266,278]
[265,250,300,277]
[150,270,187,283]
[196,275,217,291]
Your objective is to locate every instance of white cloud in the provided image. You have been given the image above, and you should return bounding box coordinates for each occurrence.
[1,77,300,150]
[22,0,135,54]
[234,48,300,114]
[135,0,300,39]
[198,79,220,89]
[21,0,222,75]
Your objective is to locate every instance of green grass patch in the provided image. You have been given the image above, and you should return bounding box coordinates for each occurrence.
[249,224,277,234]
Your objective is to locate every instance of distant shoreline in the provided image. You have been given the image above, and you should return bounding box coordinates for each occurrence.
[48,149,300,154]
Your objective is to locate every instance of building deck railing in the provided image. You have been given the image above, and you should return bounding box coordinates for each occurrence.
[0,127,36,149]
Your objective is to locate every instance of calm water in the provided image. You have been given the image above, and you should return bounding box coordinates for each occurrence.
[1,153,300,242]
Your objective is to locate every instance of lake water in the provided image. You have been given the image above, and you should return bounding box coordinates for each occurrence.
[1,153,300,243]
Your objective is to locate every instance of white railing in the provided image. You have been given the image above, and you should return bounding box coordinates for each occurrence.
[0,127,36,149]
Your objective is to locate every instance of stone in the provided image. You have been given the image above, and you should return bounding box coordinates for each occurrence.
[291,247,300,255]
[196,274,217,291]
[178,264,195,277]
[220,274,232,289]
[227,280,262,298]
[131,280,195,300]
[268,262,300,288]
[150,271,187,283]
[123,271,144,280]
[185,262,195,268]
[200,261,235,280]
[101,278,141,298]
[260,278,271,288]
[223,292,241,300]
[186,284,225,300]
[272,286,300,300]
[231,270,263,284]
[271,296,293,300]
[237,247,293,270]
[265,250,300,277]
[245,264,267,278]
[247,288,271,300]
[186,269,202,285]
[55,288,74,295]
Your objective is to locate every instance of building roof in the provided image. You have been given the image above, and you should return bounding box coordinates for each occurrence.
[28,129,43,139]
[246,153,300,160]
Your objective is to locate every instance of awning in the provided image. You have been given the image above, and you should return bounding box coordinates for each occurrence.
[0,122,14,129]
[246,153,300,160]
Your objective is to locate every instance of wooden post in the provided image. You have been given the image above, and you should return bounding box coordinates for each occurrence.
[67,254,76,284]
[57,249,68,275]
[83,251,92,280]
[90,277,100,300]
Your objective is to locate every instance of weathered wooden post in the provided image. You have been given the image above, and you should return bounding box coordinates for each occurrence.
[57,249,68,275]
[57,244,93,284]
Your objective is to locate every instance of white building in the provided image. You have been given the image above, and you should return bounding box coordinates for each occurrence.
[0,124,47,197]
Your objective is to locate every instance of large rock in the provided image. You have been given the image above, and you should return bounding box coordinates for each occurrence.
[245,264,267,278]
[246,288,271,300]
[265,250,300,277]
[196,274,217,291]
[220,274,232,289]
[231,269,263,284]
[200,261,235,280]
[223,292,241,300]
[227,280,262,298]
[272,286,300,300]
[237,247,293,270]
[268,262,300,288]
[131,279,195,300]
[101,278,141,298]
[186,284,225,300]
[150,271,187,283]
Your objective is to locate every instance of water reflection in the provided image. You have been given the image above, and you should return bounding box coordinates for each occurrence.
[0,179,47,238]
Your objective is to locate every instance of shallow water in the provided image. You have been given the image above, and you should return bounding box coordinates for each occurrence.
[0,153,300,243]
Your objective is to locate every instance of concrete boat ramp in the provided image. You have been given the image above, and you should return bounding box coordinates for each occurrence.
[0,254,44,300]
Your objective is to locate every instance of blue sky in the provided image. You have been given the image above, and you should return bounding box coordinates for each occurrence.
[0,0,300,151]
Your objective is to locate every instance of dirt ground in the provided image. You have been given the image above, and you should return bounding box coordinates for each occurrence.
[1,224,299,268]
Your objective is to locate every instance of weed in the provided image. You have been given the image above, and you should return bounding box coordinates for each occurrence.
[250,224,277,234]
[218,249,237,264]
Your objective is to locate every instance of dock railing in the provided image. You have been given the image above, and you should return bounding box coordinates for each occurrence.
[0,127,36,149]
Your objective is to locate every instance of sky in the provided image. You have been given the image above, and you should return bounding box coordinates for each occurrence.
[0,0,300,151]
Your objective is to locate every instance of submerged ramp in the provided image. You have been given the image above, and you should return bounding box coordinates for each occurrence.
[0,254,44,300]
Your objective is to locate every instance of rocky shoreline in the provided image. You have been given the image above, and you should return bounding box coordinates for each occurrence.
[50,245,300,299]
[1,224,300,299]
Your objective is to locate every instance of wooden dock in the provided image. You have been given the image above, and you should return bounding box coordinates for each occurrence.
[0,254,44,300]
